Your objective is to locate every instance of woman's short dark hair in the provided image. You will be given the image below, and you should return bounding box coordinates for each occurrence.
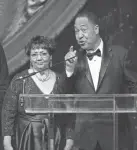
[25,35,56,56]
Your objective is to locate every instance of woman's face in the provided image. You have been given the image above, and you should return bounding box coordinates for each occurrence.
[30,48,51,71]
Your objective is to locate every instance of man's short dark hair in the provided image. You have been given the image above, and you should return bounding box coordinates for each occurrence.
[75,11,99,26]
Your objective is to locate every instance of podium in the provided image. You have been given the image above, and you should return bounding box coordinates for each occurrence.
[19,94,137,150]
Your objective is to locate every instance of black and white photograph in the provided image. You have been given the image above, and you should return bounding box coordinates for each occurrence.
[0,0,137,150]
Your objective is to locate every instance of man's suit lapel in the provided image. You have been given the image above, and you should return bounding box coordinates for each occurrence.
[97,44,113,91]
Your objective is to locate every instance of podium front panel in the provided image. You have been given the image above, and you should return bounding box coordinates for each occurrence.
[19,94,116,113]
[19,94,137,150]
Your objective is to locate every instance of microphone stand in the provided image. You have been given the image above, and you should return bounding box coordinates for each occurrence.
[16,55,77,80]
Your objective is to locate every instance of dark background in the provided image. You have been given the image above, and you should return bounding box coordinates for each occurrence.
[11,0,137,75]
[53,0,137,73]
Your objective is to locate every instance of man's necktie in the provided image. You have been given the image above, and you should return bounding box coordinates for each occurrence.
[86,49,101,60]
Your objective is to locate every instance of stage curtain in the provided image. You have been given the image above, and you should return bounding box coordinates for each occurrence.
[3,0,87,74]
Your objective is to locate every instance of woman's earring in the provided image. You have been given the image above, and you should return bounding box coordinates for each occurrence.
[30,61,33,68]
[49,60,52,68]
[49,56,52,68]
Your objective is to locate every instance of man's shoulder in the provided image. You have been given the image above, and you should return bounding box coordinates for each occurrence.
[110,45,128,53]
[109,45,128,58]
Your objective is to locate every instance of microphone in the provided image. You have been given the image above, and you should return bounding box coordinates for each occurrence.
[15,55,77,80]
[16,72,38,80]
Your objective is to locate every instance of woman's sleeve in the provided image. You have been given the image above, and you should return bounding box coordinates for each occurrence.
[1,78,19,136]
[56,72,76,94]
[0,44,9,110]
[65,113,76,140]
[55,113,76,140]
[55,73,76,139]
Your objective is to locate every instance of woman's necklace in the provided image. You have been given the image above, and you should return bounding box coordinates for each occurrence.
[34,69,51,82]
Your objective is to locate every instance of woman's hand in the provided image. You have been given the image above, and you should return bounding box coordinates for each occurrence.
[3,136,13,150]
[64,139,74,150]
[50,139,54,150]
[4,145,13,150]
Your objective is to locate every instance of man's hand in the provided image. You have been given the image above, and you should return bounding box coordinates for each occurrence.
[65,46,78,74]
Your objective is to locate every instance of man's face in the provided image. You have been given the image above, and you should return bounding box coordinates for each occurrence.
[74,16,99,50]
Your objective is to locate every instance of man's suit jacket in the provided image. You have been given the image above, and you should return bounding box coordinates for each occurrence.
[64,43,137,150]
[67,44,137,94]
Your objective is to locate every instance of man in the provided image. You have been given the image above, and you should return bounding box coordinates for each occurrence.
[64,11,137,150]
[0,43,9,150]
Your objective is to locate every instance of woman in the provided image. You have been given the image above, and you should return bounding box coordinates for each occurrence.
[2,36,75,150]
